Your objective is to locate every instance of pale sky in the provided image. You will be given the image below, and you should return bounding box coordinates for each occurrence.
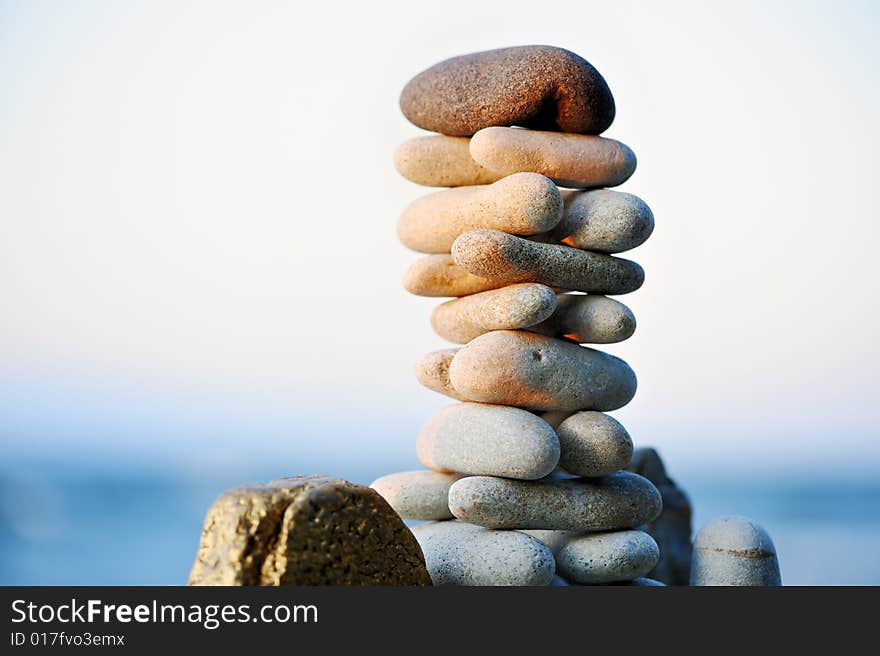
[1,0,878,475]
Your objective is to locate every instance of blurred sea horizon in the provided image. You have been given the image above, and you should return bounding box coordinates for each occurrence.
[2,448,878,586]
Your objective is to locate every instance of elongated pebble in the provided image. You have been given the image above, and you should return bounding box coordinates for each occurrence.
[452,229,644,295]
[403,254,506,297]
[415,349,465,400]
[449,330,637,412]
[556,411,633,477]
[370,470,463,521]
[431,283,557,344]
[448,472,662,530]
[556,530,659,584]
[412,521,555,586]
[548,189,654,253]
[394,135,502,187]
[690,516,782,586]
[398,173,562,253]
[470,127,636,188]
[417,403,560,480]
[530,294,636,344]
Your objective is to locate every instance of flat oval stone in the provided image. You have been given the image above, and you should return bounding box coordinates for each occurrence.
[431,283,557,344]
[447,472,662,530]
[415,348,465,400]
[452,229,644,295]
[470,127,636,188]
[417,402,560,480]
[556,411,633,477]
[403,254,506,297]
[394,135,503,187]
[400,45,615,137]
[449,330,637,412]
[690,516,782,586]
[370,470,464,521]
[556,530,659,584]
[412,520,555,586]
[398,173,562,254]
[530,294,636,344]
[548,189,654,254]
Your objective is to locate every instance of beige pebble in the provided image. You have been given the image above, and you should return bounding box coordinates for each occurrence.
[449,330,637,411]
[403,254,506,297]
[370,470,463,520]
[530,294,636,343]
[546,189,654,253]
[394,135,503,187]
[448,472,662,530]
[452,229,644,295]
[398,173,562,253]
[417,402,560,480]
[415,348,465,400]
[470,127,637,188]
[431,283,557,344]
[556,411,633,477]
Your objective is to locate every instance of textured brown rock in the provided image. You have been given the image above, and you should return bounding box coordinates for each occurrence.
[400,45,615,136]
[626,448,693,585]
[188,475,432,586]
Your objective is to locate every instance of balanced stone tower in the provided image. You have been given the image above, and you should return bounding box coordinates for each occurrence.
[373,46,664,585]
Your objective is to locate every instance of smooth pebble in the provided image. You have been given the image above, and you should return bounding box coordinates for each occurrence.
[530,294,636,344]
[452,229,644,295]
[690,516,782,586]
[394,135,502,187]
[431,283,557,344]
[417,402,560,480]
[415,348,465,400]
[470,127,636,188]
[403,254,506,297]
[370,470,464,521]
[556,411,633,477]
[412,520,556,586]
[448,472,662,530]
[556,530,659,584]
[546,189,654,253]
[449,330,637,411]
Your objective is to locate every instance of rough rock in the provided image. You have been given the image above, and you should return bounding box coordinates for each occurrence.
[188,475,432,586]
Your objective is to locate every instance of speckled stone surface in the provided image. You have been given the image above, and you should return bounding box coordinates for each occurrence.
[470,127,636,188]
[556,530,659,584]
[417,402,560,480]
[431,283,557,343]
[370,470,464,521]
[690,515,781,586]
[188,475,432,586]
[412,520,556,586]
[449,330,637,412]
[448,472,662,530]
[530,294,636,344]
[452,229,644,295]
[626,447,693,585]
[400,45,615,137]
[556,411,633,477]
[549,189,655,253]
[415,348,465,400]
[394,135,503,187]
[398,172,562,253]
[403,254,506,297]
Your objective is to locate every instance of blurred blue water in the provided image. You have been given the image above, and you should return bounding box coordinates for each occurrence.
[1,457,878,586]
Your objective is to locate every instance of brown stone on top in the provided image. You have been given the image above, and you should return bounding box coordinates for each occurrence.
[400,45,615,137]
[188,475,432,586]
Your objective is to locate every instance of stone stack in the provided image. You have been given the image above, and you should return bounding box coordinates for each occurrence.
[373,46,663,586]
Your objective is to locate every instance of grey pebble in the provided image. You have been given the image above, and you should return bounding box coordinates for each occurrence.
[556,530,659,584]
[690,515,781,586]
